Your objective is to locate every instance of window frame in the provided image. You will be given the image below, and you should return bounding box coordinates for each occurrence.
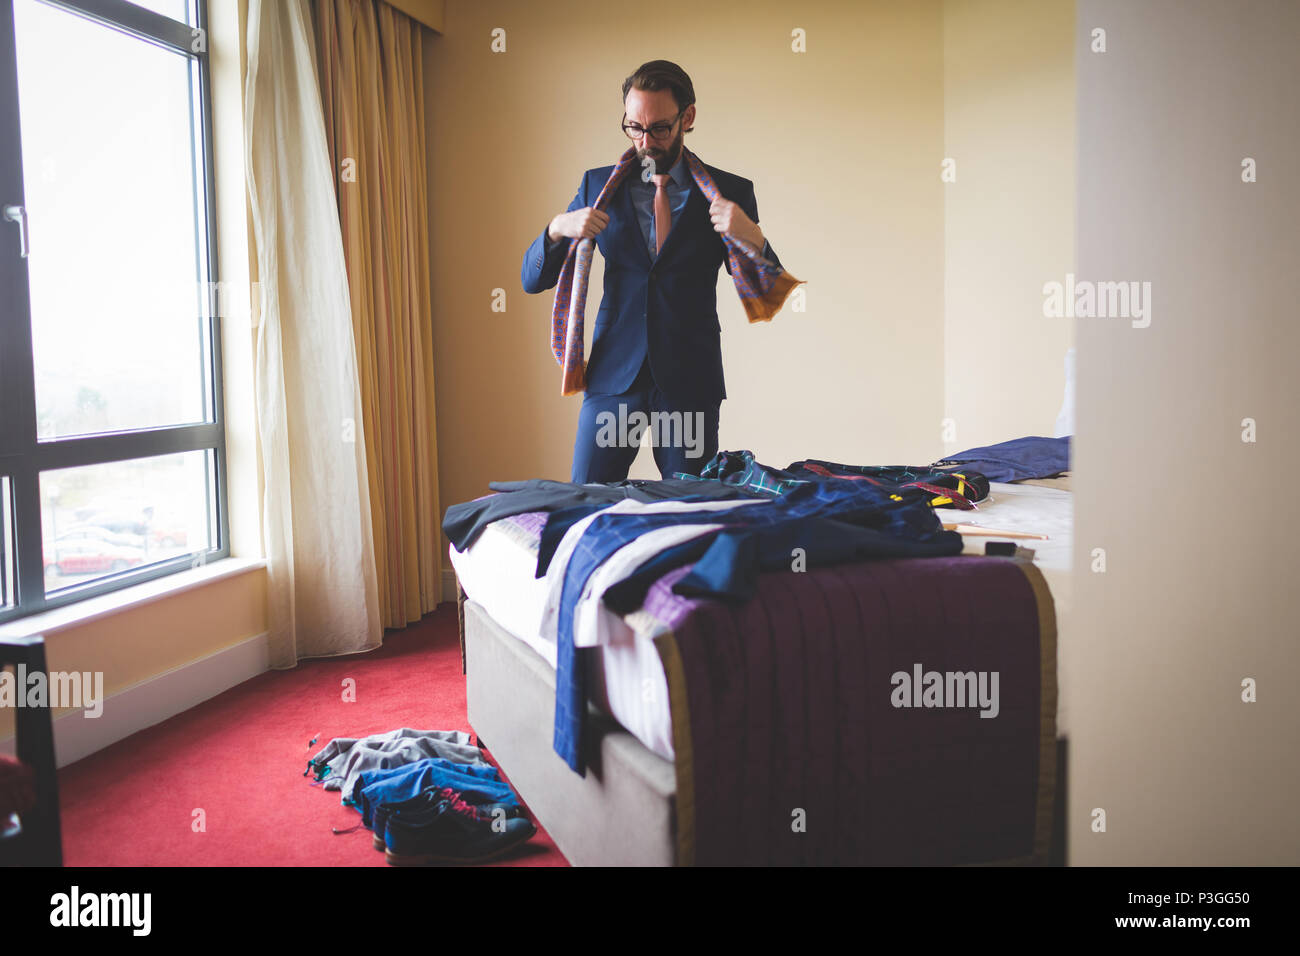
[0,0,229,623]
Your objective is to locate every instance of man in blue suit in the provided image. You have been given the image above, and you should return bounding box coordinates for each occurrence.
[521,60,782,483]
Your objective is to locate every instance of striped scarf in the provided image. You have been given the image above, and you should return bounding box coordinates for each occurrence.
[550,146,803,396]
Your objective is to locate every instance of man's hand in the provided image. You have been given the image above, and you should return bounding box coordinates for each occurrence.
[709,197,763,251]
[549,207,610,242]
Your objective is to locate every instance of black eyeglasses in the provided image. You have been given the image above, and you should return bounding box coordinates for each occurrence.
[621,109,685,142]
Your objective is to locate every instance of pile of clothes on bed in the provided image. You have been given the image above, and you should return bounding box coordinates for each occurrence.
[442,439,1069,865]
[305,728,535,865]
[445,449,1011,774]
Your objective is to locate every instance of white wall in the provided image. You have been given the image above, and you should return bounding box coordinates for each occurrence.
[1070,0,1300,864]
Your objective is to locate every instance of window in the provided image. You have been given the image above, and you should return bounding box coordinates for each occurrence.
[0,0,227,622]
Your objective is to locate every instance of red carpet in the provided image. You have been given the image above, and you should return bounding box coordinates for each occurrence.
[57,603,568,867]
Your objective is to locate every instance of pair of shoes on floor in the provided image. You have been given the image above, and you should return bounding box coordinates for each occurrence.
[370,787,525,851]
[377,788,535,864]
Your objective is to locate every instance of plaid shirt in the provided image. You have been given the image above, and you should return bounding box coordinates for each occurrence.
[676,450,988,508]
[672,449,806,495]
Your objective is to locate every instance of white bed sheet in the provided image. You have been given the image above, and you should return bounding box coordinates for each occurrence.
[449,480,1074,763]
[959,481,1073,614]
[449,522,679,761]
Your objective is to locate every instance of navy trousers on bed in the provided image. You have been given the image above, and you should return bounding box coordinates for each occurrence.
[571,358,720,483]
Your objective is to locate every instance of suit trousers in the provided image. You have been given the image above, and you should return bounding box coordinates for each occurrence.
[571,358,720,483]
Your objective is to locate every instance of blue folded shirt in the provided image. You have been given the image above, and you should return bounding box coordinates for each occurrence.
[935,436,1070,483]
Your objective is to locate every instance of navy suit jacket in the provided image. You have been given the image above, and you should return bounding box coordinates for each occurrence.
[521,158,781,407]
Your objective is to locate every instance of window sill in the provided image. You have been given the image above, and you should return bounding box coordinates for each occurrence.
[0,556,266,641]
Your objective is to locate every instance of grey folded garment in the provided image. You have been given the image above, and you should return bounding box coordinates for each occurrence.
[307,728,486,802]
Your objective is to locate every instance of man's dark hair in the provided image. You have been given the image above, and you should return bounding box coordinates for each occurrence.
[622,60,695,131]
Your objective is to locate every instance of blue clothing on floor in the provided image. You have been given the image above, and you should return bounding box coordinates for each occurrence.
[351,758,518,826]
[934,436,1070,483]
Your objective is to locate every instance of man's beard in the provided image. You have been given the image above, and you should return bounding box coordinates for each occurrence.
[636,131,684,175]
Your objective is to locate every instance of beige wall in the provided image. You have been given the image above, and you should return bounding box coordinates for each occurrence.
[943,0,1075,451]
[425,0,947,516]
[0,568,266,735]
[1071,0,1299,863]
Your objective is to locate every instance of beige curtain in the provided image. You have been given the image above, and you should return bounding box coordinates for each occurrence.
[244,0,382,667]
[313,0,442,629]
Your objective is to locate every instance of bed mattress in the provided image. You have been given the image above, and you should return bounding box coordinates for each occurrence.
[447,480,1073,761]
[448,510,678,760]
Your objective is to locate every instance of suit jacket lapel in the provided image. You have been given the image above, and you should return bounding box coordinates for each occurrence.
[616,176,652,268]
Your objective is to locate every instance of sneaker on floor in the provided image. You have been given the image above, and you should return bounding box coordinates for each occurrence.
[372,791,526,851]
[384,788,536,865]
[371,790,444,850]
